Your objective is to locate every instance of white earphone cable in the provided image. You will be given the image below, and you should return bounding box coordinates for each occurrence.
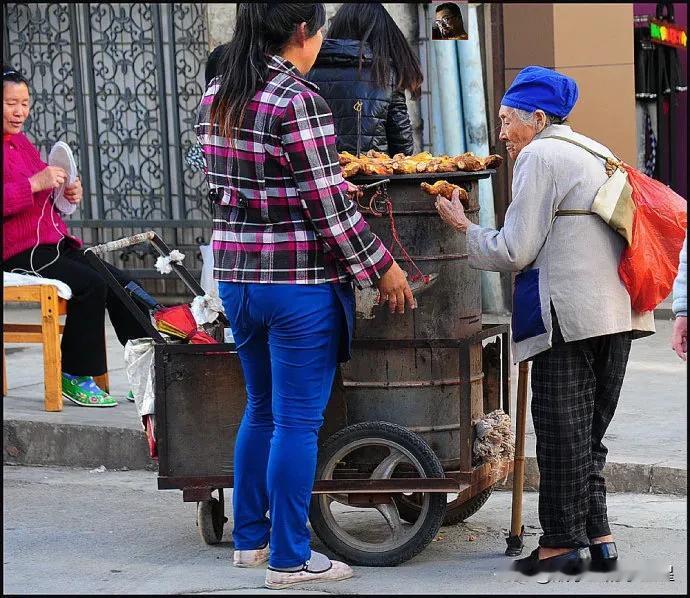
[10,189,66,277]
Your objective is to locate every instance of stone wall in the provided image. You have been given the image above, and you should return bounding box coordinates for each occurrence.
[205,3,423,152]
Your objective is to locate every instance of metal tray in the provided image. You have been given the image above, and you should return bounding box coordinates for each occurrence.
[350,168,496,184]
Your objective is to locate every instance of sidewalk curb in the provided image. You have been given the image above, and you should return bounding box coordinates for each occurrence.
[3,419,157,472]
[3,418,686,495]
[495,457,686,496]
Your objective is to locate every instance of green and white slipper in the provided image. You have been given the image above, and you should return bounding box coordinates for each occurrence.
[61,374,118,408]
[126,390,135,402]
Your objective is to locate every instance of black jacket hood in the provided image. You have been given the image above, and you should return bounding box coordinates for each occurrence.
[314,39,373,67]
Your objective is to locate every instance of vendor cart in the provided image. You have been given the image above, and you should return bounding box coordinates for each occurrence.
[85,167,514,568]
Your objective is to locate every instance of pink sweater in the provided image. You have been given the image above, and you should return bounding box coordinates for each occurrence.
[2,132,82,261]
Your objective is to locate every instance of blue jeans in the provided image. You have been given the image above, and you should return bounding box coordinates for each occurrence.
[218,282,344,568]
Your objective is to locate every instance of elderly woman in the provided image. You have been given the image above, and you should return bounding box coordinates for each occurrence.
[435,65,654,575]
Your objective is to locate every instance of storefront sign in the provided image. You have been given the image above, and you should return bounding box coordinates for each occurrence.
[650,19,687,49]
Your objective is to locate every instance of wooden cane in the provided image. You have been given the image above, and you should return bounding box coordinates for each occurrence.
[505,360,529,555]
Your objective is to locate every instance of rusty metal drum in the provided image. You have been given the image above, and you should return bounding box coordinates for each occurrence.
[338,171,493,470]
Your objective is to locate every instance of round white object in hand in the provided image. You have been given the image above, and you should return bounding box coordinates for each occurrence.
[48,141,78,215]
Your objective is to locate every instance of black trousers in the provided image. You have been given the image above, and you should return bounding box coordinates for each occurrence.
[531,309,632,549]
[3,241,149,376]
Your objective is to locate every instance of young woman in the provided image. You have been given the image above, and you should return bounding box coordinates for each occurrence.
[195,3,414,590]
[2,65,149,407]
[307,2,423,156]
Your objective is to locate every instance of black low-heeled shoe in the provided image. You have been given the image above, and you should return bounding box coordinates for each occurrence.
[589,541,618,572]
[513,547,591,576]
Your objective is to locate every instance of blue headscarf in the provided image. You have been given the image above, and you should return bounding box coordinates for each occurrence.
[501,65,579,119]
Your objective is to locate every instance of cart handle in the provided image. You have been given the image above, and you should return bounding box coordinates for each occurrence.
[87,231,157,255]
[85,231,210,301]
[84,230,230,332]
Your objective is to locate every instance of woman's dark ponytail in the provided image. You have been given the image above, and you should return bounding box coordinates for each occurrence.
[210,3,325,139]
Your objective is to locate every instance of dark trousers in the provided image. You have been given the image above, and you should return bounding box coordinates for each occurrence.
[531,309,632,548]
[3,241,149,376]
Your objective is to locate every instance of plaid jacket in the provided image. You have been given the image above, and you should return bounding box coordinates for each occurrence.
[194,55,392,286]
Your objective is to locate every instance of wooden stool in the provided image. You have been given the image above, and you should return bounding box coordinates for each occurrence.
[3,285,109,412]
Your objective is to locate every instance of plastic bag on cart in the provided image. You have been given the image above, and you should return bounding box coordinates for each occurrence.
[124,338,157,459]
[199,244,218,298]
[198,243,234,343]
[190,293,225,327]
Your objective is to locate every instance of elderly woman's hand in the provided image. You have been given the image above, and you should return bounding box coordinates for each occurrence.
[671,316,687,361]
[435,188,471,233]
[63,177,83,205]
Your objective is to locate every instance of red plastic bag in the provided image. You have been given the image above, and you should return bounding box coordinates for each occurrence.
[618,166,687,312]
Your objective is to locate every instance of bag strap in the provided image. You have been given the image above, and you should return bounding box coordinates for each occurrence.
[554,209,595,216]
[542,135,624,176]
[518,136,609,271]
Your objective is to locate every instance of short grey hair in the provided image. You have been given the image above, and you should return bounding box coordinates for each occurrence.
[506,106,566,128]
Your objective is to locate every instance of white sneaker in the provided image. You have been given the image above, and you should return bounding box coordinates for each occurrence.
[233,544,269,568]
[264,552,353,590]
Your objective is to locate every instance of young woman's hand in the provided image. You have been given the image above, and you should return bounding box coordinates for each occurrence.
[345,181,363,202]
[63,177,83,204]
[376,261,416,314]
[29,166,68,193]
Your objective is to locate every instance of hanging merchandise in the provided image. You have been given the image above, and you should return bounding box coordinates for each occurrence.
[634,4,687,189]
[643,107,657,177]
[634,19,657,100]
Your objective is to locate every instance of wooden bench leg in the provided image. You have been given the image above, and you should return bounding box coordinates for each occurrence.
[41,286,63,412]
[94,373,110,394]
[93,331,110,393]
[2,346,7,396]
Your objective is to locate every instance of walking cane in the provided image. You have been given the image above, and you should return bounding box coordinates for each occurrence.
[505,360,529,556]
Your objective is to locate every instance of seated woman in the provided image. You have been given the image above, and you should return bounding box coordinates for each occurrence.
[307,2,422,156]
[2,65,150,408]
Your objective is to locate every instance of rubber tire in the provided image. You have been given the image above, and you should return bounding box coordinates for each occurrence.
[395,484,495,526]
[309,421,447,567]
[197,496,224,545]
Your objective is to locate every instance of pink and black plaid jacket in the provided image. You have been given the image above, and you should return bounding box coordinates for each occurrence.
[194,55,392,287]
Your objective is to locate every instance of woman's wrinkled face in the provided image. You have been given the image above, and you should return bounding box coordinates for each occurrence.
[3,81,30,135]
[498,106,539,161]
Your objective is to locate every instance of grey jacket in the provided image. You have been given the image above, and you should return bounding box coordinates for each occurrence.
[467,124,655,363]
[672,235,687,317]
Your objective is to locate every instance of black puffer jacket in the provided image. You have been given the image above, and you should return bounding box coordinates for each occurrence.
[307,39,414,156]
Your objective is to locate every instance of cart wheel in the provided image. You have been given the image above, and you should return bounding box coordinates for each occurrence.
[394,484,495,526]
[309,421,447,567]
[197,489,227,545]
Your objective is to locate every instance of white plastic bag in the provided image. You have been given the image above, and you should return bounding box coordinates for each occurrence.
[124,338,156,418]
[199,244,218,297]
[190,293,225,326]
[198,243,234,343]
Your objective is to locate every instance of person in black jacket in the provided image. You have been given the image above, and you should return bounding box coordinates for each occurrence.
[306,3,423,156]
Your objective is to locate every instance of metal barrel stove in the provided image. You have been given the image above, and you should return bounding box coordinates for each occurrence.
[309,169,512,567]
[337,170,489,470]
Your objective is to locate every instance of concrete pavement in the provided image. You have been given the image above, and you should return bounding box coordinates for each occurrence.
[3,306,686,494]
[3,465,686,595]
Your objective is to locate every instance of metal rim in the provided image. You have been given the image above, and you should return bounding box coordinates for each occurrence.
[317,437,432,553]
